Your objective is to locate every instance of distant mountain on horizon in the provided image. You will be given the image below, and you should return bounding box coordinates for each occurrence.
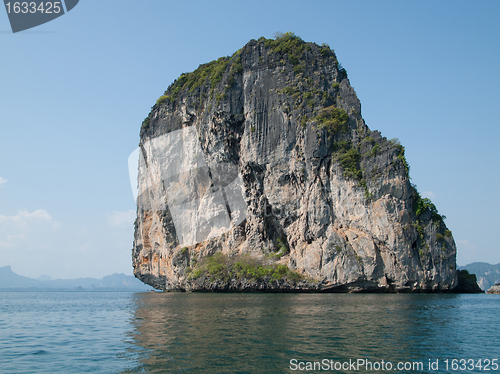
[0,265,154,291]
[460,262,500,291]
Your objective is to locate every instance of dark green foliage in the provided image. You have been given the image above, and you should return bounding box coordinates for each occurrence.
[337,62,348,80]
[190,269,203,278]
[151,32,337,119]
[234,260,281,281]
[300,116,307,127]
[412,186,445,222]
[187,252,229,281]
[274,238,289,258]
[314,106,349,134]
[156,53,242,107]
[293,64,303,74]
[303,92,313,100]
[319,43,333,57]
[286,270,305,282]
[412,184,451,225]
[210,57,230,87]
[413,222,425,241]
[339,148,362,179]
[188,253,303,283]
[226,56,242,89]
[411,186,448,253]
[332,141,370,198]
[207,253,227,276]
[279,84,324,111]
[364,136,375,144]
[364,189,374,200]
[321,91,329,105]
[332,140,351,153]
[436,233,445,242]
[394,143,410,177]
[141,116,150,131]
[359,179,373,200]
[262,32,307,67]
[370,144,380,156]
[281,86,301,96]
[458,269,478,283]
[156,95,169,106]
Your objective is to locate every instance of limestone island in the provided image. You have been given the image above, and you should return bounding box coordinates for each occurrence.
[132,33,480,293]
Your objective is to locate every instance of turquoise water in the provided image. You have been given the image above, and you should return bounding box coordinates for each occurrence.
[0,292,499,373]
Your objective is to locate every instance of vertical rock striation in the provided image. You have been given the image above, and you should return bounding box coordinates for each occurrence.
[132,34,458,292]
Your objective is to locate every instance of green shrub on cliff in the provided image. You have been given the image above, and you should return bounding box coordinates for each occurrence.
[412,186,445,222]
[156,95,169,106]
[263,32,306,66]
[187,253,303,283]
[339,148,362,180]
[436,233,445,242]
[141,116,150,131]
[332,140,350,153]
[156,54,241,105]
[314,106,349,134]
[319,43,333,57]
[397,145,410,177]
[274,238,289,258]
[337,62,348,80]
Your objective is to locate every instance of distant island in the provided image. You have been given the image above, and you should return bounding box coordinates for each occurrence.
[0,265,154,291]
[460,262,500,291]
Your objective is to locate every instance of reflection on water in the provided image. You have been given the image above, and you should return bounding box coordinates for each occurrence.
[122,293,500,373]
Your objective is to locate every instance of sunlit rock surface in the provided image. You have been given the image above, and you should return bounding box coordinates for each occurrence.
[132,35,458,292]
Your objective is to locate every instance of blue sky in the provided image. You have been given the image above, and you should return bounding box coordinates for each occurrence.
[1,0,499,278]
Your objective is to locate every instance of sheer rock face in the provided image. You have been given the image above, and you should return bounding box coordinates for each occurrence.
[132,36,458,292]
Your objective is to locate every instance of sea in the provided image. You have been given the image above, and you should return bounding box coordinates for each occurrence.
[0,291,499,373]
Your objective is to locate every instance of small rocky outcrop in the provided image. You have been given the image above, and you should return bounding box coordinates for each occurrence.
[487,284,500,294]
[132,33,459,292]
[452,270,484,293]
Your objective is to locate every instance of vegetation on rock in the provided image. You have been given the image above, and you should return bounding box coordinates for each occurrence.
[134,33,458,292]
[314,106,349,135]
[187,253,304,283]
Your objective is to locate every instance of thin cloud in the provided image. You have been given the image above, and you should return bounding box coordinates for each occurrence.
[0,177,7,187]
[107,210,136,228]
[0,209,60,254]
[0,209,52,222]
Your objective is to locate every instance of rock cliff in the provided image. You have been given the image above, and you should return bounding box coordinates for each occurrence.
[132,33,458,292]
[486,284,500,294]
